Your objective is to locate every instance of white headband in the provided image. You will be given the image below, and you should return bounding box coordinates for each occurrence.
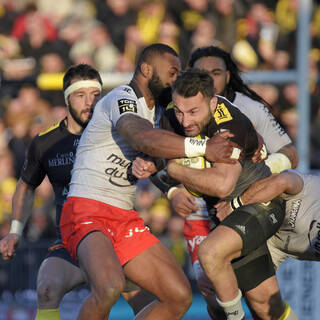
[64,80,102,104]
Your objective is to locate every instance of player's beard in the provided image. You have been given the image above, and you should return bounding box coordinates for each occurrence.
[68,103,92,129]
[184,108,212,137]
[148,72,166,99]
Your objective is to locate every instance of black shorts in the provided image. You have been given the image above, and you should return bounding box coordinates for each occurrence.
[232,244,275,292]
[46,239,79,267]
[220,197,285,256]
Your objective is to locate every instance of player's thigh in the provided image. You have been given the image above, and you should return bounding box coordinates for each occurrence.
[123,241,191,301]
[37,256,85,294]
[77,231,125,290]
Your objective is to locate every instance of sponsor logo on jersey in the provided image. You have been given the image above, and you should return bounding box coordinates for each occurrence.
[105,153,132,187]
[125,226,150,238]
[288,199,302,228]
[48,152,75,167]
[118,99,137,114]
[188,235,207,251]
[213,103,233,124]
[122,87,132,93]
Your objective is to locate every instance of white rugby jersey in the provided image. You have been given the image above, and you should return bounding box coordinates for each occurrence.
[268,172,320,267]
[233,92,292,153]
[68,84,156,210]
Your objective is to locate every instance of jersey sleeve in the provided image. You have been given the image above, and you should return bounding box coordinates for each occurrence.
[20,136,46,189]
[246,104,292,154]
[108,92,145,126]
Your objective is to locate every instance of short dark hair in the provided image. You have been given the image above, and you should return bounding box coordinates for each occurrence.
[172,69,214,100]
[63,64,102,91]
[188,46,268,106]
[135,43,178,72]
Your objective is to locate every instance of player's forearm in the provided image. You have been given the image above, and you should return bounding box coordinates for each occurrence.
[240,175,286,205]
[132,128,187,158]
[12,179,35,226]
[167,162,227,197]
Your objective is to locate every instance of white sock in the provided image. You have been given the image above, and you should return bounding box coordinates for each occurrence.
[216,289,244,320]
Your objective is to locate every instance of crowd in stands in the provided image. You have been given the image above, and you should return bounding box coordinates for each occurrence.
[0,0,319,286]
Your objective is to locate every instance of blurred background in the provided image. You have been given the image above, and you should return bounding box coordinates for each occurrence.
[0,0,319,319]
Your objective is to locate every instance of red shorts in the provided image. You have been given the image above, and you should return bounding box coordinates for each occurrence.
[184,219,210,264]
[60,197,159,265]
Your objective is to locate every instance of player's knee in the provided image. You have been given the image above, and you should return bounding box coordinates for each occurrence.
[92,275,126,307]
[168,286,192,317]
[175,282,193,311]
[37,278,65,307]
[198,240,223,272]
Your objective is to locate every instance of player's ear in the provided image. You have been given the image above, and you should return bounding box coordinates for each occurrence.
[140,62,152,79]
[210,96,218,115]
[226,70,230,85]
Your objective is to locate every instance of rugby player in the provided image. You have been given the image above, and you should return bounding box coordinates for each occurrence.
[188,45,298,173]
[167,46,298,320]
[59,44,238,320]
[132,69,297,320]
[216,170,320,269]
[0,64,147,320]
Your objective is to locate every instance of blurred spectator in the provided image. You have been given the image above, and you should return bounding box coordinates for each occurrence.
[161,215,187,267]
[4,85,51,177]
[236,1,278,69]
[11,3,57,41]
[136,0,167,45]
[148,197,171,237]
[0,150,16,224]
[212,0,245,51]
[70,21,119,72]
[95,0,136,51]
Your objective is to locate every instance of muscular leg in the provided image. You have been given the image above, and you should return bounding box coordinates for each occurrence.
[245,276,297,320]
[76,231,126,320]
[35,256,86,320]
[37,257,86,309]
[124,241,192,320]
[198,225,242,302]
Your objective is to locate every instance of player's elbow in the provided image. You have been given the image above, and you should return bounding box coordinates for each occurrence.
[211,182,235,199]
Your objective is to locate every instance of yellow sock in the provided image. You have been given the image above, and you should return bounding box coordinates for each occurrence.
[35,309,61,320]
[278,302,298,320]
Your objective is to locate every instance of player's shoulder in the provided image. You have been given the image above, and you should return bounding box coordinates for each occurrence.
[101,85,139,113]
[106,85,137,102]
[38,120,63,139]
[233,92,267,114]
[213,95,245,125]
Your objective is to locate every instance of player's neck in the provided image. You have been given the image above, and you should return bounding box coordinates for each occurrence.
[64,117,83,135]
[131,77,155,110]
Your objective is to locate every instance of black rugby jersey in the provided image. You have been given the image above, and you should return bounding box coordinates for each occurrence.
[160,95,271,202]
[21,119,80,237]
